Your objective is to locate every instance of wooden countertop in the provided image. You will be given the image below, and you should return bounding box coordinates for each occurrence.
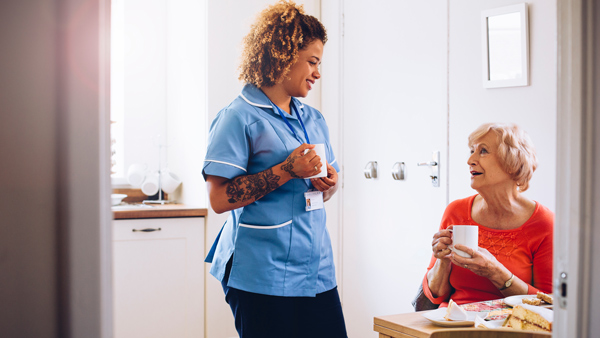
[112,204,208,220]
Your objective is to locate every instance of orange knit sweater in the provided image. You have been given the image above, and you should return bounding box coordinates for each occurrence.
[423,195,554,307]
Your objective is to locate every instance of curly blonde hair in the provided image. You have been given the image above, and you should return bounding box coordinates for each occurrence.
[238,0,327,88]
[468,123,538,192]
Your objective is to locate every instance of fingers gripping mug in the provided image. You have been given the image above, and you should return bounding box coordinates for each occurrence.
[450,225,479,258]
[304,144,327,179]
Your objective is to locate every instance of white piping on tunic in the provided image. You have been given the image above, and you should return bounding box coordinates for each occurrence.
[205,160,247,172]
[330,159,337,165]
[240,93,305,110]
[239,220,292,229]
[240,93,272,108]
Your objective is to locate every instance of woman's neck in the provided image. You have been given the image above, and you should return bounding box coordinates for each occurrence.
[261,85,292,114]
[473,184,535,229]
[477,187,521,216]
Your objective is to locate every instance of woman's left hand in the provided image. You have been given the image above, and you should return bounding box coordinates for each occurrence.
[450,244,502,280]
[310,162,338,201]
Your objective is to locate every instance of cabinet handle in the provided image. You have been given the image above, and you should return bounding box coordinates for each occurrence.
[132,228,162,232]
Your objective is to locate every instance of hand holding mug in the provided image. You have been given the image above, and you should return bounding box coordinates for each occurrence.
[450,245,503,279]
[281,143,323,179]
[310,162,338,193]
[432,226,454,260]
[304,144,328,179]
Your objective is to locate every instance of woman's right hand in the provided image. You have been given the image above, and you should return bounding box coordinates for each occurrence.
[280,143,323,179]
[432,226,454,260]
[427,225,454,298]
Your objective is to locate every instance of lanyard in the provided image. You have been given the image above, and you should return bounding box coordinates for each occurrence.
[273,101,310,144]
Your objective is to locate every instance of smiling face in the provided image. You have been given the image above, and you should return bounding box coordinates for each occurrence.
[281,39,323,98]
[467,131,514,191]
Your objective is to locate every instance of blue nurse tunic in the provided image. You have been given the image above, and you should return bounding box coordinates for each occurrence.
[203,83,340,297]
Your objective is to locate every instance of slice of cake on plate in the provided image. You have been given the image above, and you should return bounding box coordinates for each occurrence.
[537,291,553,304]
[506,304,553,332]
[444,299,469,321]
[522,297,542,306]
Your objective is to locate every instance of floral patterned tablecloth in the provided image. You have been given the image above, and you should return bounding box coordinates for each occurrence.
[460,299,512,321]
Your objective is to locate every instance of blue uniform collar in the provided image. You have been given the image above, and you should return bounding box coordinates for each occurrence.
[239,83,305,119]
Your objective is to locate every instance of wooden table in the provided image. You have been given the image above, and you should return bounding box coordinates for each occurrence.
[374,311,551,338]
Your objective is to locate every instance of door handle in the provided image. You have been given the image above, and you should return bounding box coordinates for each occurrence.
[364,161,377,179]
[417,151,440,187]
[391,162,405,180]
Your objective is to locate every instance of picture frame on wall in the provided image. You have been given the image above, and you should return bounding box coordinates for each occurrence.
[481,3,529,88]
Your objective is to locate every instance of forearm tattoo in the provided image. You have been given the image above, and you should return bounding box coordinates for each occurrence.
[281,156,301,178]
[226,168,281,204]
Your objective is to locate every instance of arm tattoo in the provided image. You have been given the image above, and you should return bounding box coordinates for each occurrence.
[226,168,281,204]
[281,156,301,178]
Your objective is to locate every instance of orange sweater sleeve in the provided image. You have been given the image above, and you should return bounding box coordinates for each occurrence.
[422,197,473,304]
[523,204,554,294]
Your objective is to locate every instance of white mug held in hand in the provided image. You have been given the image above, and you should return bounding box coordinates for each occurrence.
[450,225,479,258]
[304,143,327,179]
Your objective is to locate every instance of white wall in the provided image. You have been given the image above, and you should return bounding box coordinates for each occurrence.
[205,1,324,337]
[165,0,208,207]
[121,0,168,177]
[114,0,207,207]
[448,0,557,210]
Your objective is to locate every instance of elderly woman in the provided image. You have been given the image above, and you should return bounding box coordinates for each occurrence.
[422,123,553,307]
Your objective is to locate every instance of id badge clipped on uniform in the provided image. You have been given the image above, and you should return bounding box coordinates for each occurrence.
[304,190,324,211]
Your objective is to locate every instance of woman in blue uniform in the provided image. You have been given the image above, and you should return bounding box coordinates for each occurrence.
[202,1,347,337]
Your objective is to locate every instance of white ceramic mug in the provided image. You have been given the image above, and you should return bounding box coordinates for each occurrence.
[161,171,182,194]
[305,143,327,179]
[141,172,159,196]
[127,163,147,187]
[451,225,479,258]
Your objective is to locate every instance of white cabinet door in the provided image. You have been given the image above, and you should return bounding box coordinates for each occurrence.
[340,1,449,337]
[113,217,204,338]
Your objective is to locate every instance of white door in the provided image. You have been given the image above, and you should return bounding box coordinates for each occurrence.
[340,1,449,337]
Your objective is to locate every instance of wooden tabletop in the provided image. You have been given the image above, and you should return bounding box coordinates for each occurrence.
[112,204,208,220]
[374,311,551,338]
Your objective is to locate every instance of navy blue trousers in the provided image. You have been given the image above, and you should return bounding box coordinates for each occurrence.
[221,258,348,338]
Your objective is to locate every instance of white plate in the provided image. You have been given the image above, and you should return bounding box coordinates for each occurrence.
[422,308,482,327]
[503,295,552,308]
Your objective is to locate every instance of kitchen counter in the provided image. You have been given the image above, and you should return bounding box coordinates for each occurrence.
[112,203,208,219]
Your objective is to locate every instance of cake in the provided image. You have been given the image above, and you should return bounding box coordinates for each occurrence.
[444,299,468,321]
[522,297,542,306]
[506,304,553,332]
[537,291,553,304]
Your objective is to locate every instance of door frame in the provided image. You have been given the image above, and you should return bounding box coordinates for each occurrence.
[57,0,113,336]
[554,0,595,336]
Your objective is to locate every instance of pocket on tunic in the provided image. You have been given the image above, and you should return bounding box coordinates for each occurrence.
[232,220,293,287]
